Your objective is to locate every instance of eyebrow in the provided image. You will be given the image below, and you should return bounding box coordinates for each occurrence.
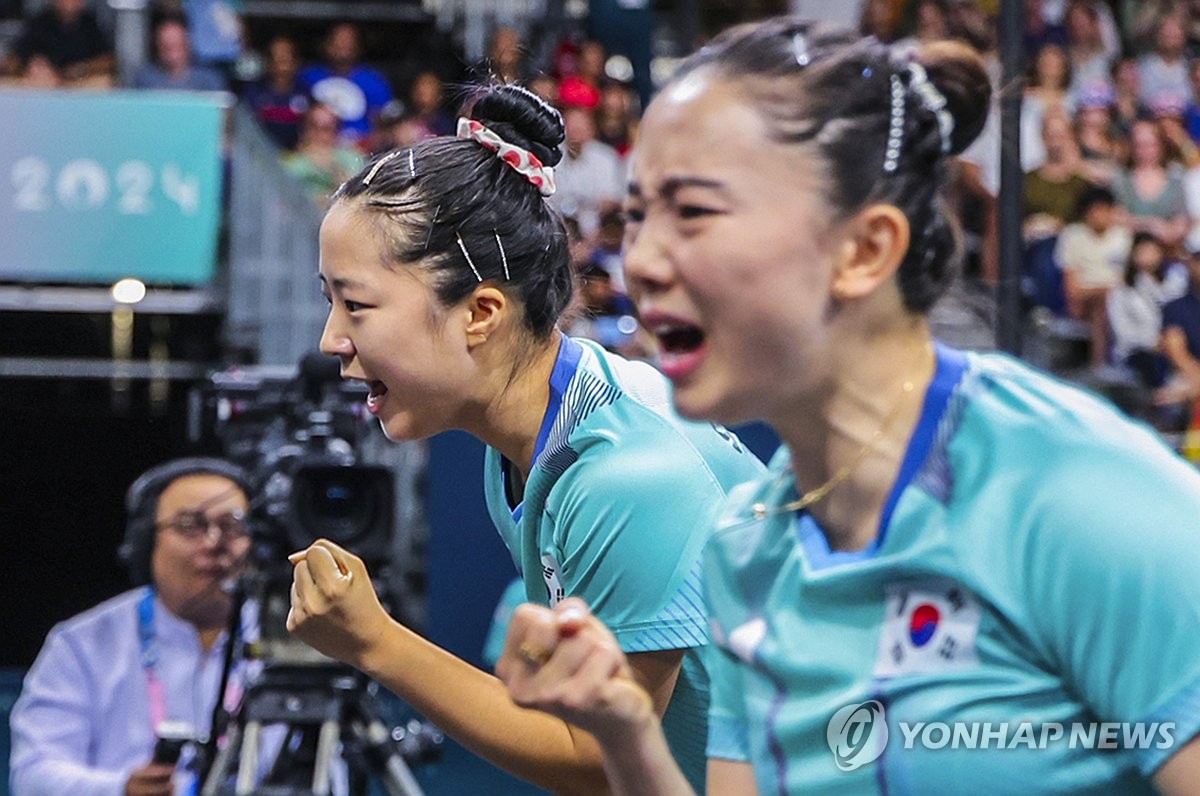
[627,175,729,200]
[317,274,370,291]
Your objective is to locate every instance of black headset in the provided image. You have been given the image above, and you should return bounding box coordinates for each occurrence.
[118,457,253,586]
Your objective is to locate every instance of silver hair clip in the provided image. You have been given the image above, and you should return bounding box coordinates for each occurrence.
[906,62,954,154]
[791,32,810,67]
[494,231,510,280]
[408,150,416,179]
[363,150,402,186]
[424,204,441,251]
[884,74,905,173]
[456,233,484,282]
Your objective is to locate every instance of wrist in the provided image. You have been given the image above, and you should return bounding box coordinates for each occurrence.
[354,614,400,676]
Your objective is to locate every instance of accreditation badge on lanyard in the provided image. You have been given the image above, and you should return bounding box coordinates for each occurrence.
[139,586,242,796]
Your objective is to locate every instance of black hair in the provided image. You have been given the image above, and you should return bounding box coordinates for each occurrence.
[1075,184,1116,220]
[334,83,572,339]
[1124,231,1168,287]
[119,457,251,587]
[670,18,992,313]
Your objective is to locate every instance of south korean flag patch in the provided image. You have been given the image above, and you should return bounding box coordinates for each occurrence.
[541,552,565,606]
[873,578,981,679]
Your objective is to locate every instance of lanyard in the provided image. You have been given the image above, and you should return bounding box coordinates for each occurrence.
[137,586,169,731]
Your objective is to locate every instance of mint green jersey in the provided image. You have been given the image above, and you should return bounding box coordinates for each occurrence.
[483,336,765,792]
[705,345,1200,794]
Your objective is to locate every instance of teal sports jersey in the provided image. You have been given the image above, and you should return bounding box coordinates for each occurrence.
[705,345,1200,795]
[484,336,765,793]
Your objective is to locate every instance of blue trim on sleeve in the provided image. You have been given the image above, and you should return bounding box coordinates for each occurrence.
[706,714,752,762]
[1138,672,1200,776]
[795,344,968,570]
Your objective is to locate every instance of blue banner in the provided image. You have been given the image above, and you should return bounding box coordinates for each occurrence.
[0,90,226,285]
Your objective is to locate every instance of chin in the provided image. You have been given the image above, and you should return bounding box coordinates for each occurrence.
[380,410,443,443]
[670,380,757,427]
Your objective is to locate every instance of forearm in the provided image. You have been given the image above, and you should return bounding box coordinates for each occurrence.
[360,618,610,795]
[10,757,127,796]
[592,716,696,796]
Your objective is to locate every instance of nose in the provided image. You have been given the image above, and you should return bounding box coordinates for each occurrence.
[319,310,354,363]
[622,219,673,301]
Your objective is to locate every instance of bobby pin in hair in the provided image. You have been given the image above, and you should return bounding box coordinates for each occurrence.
[456,232,484,282]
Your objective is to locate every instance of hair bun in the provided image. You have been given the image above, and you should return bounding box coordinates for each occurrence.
[917,40,992,156]
[468,83,565,168]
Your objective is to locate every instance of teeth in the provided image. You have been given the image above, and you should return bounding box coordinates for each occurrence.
[653,324,686,336]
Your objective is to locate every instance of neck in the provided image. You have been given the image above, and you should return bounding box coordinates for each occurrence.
[463,333,563,477]
[770,309,935,552]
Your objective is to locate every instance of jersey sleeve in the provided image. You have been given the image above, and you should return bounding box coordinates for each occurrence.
[1024,435,1200,777]
[542,433,725,653]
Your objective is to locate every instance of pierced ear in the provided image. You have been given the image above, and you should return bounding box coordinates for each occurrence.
[829,205,911,302]
[464,286,508,346]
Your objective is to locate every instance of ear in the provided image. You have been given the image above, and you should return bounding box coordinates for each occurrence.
[829,204,911,302]
[463,286,508,347]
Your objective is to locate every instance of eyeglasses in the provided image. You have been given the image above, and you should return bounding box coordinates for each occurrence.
[158,510,248,541]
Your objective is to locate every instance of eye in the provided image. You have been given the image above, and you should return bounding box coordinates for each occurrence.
[622,206,645,224]
[344,299,367,312]
[678,205,716,220]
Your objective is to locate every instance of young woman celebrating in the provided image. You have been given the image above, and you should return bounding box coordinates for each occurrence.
[497,19,1200,795]
[285,84,764,794]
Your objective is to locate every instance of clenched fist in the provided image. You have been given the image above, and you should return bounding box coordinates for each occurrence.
[286,539,393,671]
[496,597,655,744]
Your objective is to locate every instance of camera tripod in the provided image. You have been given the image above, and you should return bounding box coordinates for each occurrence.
[199,664,426,796]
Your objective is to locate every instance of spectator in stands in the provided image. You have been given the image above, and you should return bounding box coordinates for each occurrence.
[858,0,898,43]
[1138,12,1192,109]
[1023,43,1074,170]
[484,25,528,84]
[1159,243,1200,405]
[1154,93,1200,167]
[1076,85,1124,185]
[526,73,558,105]
[559,39,605,109]
[550,104,625,240]
[1111,55,1146,139]
[179,0,242,74]
[1065,0,1118,99]
[595,81,638,157]
[1109,231,1188,386]
[300,23,392,145]
[0,0,113,86]
[1055,186,1133,366]
[1023,0,1068,61]
[408,71,454,137]
[1025,108,1090,242]
[1114,118,1190,248]
[131,16,226,91]
[372,102,427,153]
[242,35,308,150]
[283,103,363,206]
[893,0,952,55]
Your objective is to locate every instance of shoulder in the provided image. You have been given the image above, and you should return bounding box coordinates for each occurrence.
[42,589,141,653]
[548,342,760,505]
[956,353,1200,518]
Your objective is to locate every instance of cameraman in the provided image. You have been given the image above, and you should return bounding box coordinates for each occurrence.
[9,458,251,796]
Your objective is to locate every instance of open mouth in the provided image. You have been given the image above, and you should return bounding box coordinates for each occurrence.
[654,324,706,356]
[365,380,389,413]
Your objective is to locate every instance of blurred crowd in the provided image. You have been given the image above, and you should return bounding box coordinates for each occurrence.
[4,0,1200,426]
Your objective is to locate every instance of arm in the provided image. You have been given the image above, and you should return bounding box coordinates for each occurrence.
[1162,327,1200,381]
[498,599,698,796]
[9,629,171,796]
[288,541,682,795]
[1156,736,1200,795]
